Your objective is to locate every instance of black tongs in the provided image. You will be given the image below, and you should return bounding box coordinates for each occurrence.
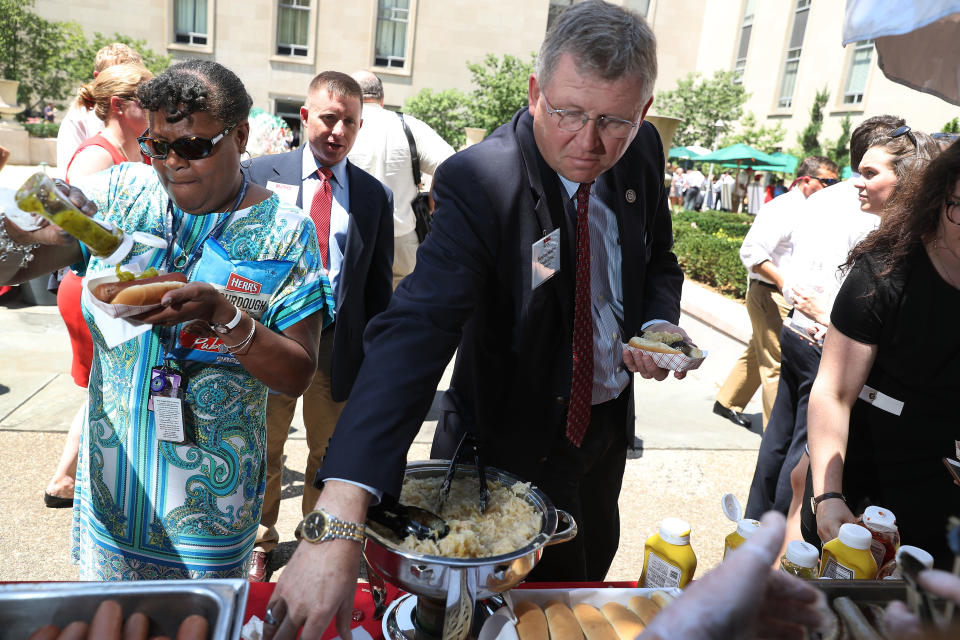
[367,501,450,542]
[437,432,490,514]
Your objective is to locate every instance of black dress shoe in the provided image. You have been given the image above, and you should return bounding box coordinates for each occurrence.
[712,401,752,428]
[43,491,74,508]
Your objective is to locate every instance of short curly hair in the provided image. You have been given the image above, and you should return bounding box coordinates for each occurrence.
[137,59,251,127]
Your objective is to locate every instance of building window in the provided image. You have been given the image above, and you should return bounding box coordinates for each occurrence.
[843,40,874,104]
[275,99,304,147]
[277,0,310,57]
[374,0,409,68]
[777,0,810,109]
[733,0,755,83]
[174,0,208,46]
[624,0,651,18]
[547,0,573,32]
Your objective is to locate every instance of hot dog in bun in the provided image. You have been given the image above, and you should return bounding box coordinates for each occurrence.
[94,272,188,306]
[628,331,702,359]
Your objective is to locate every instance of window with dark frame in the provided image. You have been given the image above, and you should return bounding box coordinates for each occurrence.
[374,0,409,69]
[777,0,810,109]
[277,0,310,57]
[733,0,755,84]
[843,40,874,104]
[174,0,208,46]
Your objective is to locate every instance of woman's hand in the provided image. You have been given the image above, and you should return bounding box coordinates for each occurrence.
[791,285,828,324]
[4,180,98,248]
[815,498,856,545]
[132,281,235,327]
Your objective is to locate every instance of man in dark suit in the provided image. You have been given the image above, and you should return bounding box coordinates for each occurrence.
[266,3,690,635]
[245,71,393,582]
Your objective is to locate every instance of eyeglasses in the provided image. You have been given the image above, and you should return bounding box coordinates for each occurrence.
[890,124,918,150]
[808,176,839,187]
[541,94,640,139]
[946,198,960,225]
[933,132,959,145]
[137,125,234,160]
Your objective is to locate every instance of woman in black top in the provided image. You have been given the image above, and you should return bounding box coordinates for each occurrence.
[806,131,960,566]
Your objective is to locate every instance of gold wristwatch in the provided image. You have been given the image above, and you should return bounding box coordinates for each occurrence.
[299,507,366,544]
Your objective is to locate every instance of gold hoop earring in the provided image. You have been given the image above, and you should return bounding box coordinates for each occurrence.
[240,150,252,169]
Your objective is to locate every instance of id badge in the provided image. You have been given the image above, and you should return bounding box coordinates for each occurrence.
[531,228,560,289]
[149,366,186,443]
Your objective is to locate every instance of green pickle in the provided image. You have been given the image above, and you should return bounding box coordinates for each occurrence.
[15,172,123,257]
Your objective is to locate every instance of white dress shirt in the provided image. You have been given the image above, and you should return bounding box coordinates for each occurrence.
[56,105,105,170]
[739,187,806,284]
[348,103,455,237]
[301,147,350,304]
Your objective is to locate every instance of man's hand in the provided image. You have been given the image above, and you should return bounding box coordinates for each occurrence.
[264,481,372,640]
[622,321,692,381]
[884,569,960,638]
[791,286,828,325]
[815,498,855,546]
[641,512,825,640]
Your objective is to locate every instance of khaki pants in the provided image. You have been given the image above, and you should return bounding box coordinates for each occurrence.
[392,229,419,290]
[255,328,344,552]
[716,280,791,427]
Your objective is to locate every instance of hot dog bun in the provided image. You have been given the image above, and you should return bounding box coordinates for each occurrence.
[626,596,661,625]
[544,601,584,640]
[599,603,645,640]
[514,601,549,640]
[572,604,618,640]
[628,331,703,359]
[94,272,188,305]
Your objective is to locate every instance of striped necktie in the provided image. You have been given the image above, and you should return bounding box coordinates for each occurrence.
[310,166,333,266]
[565,182,594,447]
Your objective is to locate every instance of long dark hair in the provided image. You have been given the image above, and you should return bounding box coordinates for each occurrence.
[843,133,945,280]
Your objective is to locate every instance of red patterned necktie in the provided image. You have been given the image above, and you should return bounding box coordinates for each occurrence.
[565,182,594,447]
[310,167,333,266]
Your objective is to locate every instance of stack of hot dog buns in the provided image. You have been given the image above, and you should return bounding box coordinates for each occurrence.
[26,599,209,640]
[93,273,187,306]
[513,593,674,640]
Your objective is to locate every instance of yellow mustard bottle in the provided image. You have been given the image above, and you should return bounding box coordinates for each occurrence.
[639,517,697,589]
[724,518,760,559]
[819,523,878,580]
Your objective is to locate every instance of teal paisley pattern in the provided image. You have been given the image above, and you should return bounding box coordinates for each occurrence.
[69,162,332,579]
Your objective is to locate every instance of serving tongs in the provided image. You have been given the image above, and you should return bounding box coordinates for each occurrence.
[367,500,450,542]
[900,548,942,628]
[437,433,490,514]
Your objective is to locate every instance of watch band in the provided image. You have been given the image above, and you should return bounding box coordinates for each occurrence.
[211,305,243,334]
[810,492,846,514]
[323,519,366,543]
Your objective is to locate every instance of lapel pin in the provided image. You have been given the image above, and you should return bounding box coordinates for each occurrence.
[625,189,637,204]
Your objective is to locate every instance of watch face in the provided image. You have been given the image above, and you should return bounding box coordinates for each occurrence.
[302,511,327,541]
[213,325,229,334]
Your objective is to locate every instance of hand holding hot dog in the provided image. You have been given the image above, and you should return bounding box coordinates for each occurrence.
[622,321,693,380]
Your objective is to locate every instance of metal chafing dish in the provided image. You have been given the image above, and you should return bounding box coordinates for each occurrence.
[0,578,248,640]
[364,461,577,640]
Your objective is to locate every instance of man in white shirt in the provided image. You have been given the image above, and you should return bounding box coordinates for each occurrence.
[682,166,705,210]
[56,43,143,169]
[713,156,839,429]
[348,70,455,288]
[743,115,904,520]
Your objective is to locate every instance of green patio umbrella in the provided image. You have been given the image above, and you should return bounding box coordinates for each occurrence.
[668,146,705,159]
[696,143,782,166]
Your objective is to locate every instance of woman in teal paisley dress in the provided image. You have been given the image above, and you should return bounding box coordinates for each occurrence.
[0,60,333,579]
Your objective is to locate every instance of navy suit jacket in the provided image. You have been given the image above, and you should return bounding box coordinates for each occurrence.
[319,108,683,498]
[246,146,394,401]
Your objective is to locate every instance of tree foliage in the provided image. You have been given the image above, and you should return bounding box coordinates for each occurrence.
[655,71,749,147]
[824,113,852,169]
[942,117,960,134]
[797,87,830,155]
[466,53,535,136]
[720,112,786,154]
[0,0,169,113]
[404,88,472,149]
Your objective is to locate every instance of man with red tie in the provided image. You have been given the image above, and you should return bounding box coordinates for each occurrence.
[245,71,393,582]
[264,3,690,637]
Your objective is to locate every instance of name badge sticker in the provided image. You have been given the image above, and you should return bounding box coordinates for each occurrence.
[531,228,560,290]
[266,181,299,205]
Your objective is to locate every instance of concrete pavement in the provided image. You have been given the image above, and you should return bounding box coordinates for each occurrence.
[0,163,763,583]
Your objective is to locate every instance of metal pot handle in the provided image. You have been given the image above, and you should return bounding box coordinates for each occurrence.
[545,509,578,547]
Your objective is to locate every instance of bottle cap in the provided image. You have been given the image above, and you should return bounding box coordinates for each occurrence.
[132,232,169,249]
[736,518,760,539]
[721,493,743,523]
[897,545,934,570]
[861,505,897,533]
[838,523,872,550]
[101,233,134,266]
[659,517,691,546]
[785,540,820,568]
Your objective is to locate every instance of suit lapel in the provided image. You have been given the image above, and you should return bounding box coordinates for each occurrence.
[601,163,646,335]
[338,162,367,304]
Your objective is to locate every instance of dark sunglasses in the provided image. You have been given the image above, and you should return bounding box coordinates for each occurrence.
[137,125,234,160]
[807,176,839,187]
[890,124,918,150]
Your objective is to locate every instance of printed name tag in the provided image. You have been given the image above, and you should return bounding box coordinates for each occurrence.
[531,228,560,289]
[266,181,299,205]
[152,396,186,443]
[857,384,904,417]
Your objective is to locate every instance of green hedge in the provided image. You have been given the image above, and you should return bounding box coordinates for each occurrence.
[671,209,752,299]
[24,122,60,138]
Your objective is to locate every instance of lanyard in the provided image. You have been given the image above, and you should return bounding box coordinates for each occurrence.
[159,173,250,363]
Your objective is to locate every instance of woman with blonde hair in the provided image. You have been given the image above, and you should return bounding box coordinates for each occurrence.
[65,62,153,182]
